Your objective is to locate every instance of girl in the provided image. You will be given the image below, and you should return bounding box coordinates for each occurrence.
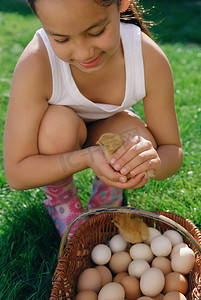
[3,0,183,237]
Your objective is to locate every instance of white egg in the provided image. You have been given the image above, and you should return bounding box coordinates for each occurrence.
[108,234,127,253]
[163,230,183,246]
[130,243,154,262]
[140,268,165,297]
[98,282,125,300]
[144,227,161,245]
[171,247,195,274]
[128,259,150,279]
[151,235,172,257]
[170,242,189,259]
[91,244,111,265]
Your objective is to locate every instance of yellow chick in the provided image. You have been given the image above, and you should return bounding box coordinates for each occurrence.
[112,214,149,244]
[97,132,123,161]
[97,132,154,179]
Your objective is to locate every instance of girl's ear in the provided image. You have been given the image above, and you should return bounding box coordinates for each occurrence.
[120,0,130,13]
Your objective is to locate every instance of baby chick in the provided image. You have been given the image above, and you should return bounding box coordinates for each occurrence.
[112,214,149,244]
[97,132,154,179]
[97,132,123,161]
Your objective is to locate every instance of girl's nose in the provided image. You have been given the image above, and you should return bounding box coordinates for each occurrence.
[72,38,94,62]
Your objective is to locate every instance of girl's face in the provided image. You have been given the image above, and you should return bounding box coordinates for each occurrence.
[36,0,121,73]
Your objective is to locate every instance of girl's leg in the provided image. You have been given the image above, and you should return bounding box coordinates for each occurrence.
[38,105,87,237]
[86,110,156,209]
[86,110,156,149]
[87,175,123,210]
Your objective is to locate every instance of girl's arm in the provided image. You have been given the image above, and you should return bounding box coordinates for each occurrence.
[142,32,183,180]
[3,37,123,190]
[109,32,183,183]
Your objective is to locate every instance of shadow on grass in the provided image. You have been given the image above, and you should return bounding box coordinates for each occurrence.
[142,0,201,44]
[0,0,32,16]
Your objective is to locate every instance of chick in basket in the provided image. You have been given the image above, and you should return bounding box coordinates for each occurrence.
[112,214,149,243]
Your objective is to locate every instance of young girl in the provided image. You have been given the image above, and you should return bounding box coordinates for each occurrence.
[3,0,183,237]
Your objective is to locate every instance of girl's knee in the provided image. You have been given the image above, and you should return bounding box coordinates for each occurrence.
[38,105,87,154]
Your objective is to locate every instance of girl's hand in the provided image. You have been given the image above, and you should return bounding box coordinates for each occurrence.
[109,136,161,186]
[87,140,161,190]
[86,146,128,185]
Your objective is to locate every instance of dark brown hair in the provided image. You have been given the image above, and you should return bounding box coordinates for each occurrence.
[26,0,152,37]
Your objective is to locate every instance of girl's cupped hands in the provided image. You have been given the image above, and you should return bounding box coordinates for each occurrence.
[87,136,161,189]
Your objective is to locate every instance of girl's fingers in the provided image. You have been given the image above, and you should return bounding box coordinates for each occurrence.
[111,138,153,172]
[109,135,140,165]
[103,172,147,189]
[129,157,161,177]
[118,148,157,176]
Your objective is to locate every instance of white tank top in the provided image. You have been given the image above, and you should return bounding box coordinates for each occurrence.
[36,23,146,122]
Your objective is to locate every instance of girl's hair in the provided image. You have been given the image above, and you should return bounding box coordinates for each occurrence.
[26,0,152,37]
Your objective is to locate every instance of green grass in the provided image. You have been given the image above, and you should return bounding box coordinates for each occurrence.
[0,0,200,299]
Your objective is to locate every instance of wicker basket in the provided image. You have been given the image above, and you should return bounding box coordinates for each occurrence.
[50,207,201,300]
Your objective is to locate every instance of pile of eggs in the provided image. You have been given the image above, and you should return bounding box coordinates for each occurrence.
[75,228,195,300]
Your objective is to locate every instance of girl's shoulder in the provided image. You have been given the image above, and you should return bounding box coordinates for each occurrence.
[141,32,170,69]
[17,32,50,72]
[13,33,52,99]
[141,32,173,86]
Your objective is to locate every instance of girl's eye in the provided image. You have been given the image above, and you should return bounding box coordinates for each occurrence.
[54,27,106,44]
[89,27,106,37]
[55,38,69,44]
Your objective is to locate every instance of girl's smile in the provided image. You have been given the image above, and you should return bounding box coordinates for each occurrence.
[36,0,122,73]
[77,53,103,68]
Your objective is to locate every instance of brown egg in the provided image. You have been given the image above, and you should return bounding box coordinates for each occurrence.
[163,272,188,294]
[153,294,164,300]
[95,266,112,286]
[75,290,98,300]
[113,271,128,283]
[163,291,187,300]
[109,251,132,274]
[120,275,141,300]
[152,257,172,275]
[77,268,102,293]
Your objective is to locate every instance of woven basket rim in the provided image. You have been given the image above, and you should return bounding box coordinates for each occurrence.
[59,207,201,256]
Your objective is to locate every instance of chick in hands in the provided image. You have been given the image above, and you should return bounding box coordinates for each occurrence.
[112,214,149,244]
[97,133,154,179]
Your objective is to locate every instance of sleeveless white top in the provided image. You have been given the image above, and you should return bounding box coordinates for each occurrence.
[36,23,146,122]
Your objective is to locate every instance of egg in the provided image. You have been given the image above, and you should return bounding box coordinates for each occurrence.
[98,282,125,300]
[163,272,188,294]
[170,243,189,259]
[113,272,128,283]
[145,227,162,245]
[121,276,141,300]
[91,244,111,265]
[75,290,98,300]
[109,234,127,252]
[151,236,172,257]
[151,257,172,275]
[140,268,165,297]
[77,268,102,293]
[95,266,112,286]
[128,259,150,279]
[130,243,154,262]
[171,247,195,274]
[109,251,132,273]
[163,291,187,300]
[163,230,183,246]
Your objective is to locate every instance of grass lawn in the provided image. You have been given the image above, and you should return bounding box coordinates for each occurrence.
[0,0,200,299]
